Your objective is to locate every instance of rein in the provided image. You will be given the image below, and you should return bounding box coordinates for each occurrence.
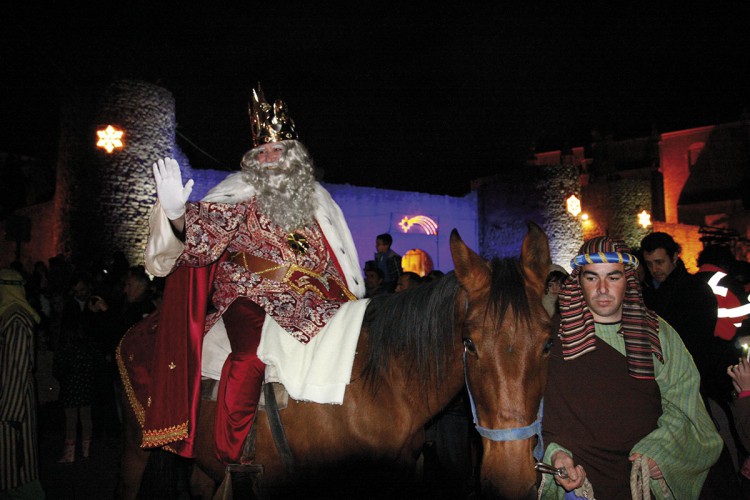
[463,350,544,461]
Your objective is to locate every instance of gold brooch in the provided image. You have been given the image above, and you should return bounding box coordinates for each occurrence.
[287,233,309,255]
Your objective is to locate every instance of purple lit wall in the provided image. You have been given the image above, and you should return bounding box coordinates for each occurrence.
[323,184,478,274]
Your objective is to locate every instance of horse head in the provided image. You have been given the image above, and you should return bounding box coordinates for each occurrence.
[451,222,551,499]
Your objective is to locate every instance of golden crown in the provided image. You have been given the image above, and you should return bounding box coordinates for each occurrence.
[249,84,299,147]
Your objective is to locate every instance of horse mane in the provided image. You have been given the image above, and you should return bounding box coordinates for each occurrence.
[361,271,460,392]
[360,257,533,393]
[485,257,534,333]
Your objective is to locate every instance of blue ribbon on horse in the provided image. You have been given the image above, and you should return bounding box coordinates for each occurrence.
[463,351,545,461]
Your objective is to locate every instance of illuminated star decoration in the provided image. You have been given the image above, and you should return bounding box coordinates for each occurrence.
[398,215,438,235]
[96,125,124,153]
[638,210,652,228]
[566,195,581,217]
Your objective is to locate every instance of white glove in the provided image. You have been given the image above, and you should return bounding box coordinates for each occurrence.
[152,158,194,220]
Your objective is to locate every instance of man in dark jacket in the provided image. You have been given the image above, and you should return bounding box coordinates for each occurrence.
[640,232,718,382]
[374,233,402,292]
[640,232,741,497]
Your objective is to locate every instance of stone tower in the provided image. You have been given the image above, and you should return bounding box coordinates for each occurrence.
[57,79,189,269]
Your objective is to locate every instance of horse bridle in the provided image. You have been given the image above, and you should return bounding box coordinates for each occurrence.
[459,287,544,460]
[462,350,544,461]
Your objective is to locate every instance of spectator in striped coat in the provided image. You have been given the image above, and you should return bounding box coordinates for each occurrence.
[0,268,44,498]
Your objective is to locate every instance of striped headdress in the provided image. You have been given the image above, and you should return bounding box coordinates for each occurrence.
[558,236,663,379]
[0,268,40,324]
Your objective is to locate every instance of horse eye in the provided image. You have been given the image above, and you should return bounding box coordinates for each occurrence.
[463,338,476,353]
[543,337,555,354]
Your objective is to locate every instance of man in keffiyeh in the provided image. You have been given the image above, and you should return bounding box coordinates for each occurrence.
[539,236,722,500]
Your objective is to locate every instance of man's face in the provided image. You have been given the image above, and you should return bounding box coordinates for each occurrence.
[256,143,285,167]
[254,142,289,191]
[395,274,413,293]
[365,270,383,289]
[72,280,90,302]
[580,262,626,322]
[124,276,147,303]
[375,239,389,254]
[642,248,677,283]
[545,280,562,296]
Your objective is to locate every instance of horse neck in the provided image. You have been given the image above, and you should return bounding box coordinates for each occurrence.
[424,340,467,417]
[390,334,467,424]
[358,275,466,423]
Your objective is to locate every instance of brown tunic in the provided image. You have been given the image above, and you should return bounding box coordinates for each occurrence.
[543,332,662,499]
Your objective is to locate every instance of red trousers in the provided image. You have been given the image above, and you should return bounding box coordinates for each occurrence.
[214,297,266,464]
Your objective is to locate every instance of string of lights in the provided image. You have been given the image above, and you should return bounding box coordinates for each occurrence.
[175,128,231,170]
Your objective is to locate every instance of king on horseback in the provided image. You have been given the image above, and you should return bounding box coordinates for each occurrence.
[125,84,364,465]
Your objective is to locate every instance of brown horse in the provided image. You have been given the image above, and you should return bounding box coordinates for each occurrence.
[118,224,552,499]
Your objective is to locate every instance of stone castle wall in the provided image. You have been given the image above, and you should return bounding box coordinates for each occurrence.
[476,164,583,269]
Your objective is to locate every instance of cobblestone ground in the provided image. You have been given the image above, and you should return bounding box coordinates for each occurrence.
[37,401,122,500]
[31,401,486,499]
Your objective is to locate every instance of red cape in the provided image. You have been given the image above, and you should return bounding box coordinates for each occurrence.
[118,259,221,458]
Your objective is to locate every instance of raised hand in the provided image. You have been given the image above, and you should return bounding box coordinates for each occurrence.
[152,158,194,220]
[728,355,750,394]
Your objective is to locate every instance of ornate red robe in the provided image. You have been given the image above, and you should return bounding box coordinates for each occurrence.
[118,196,356,457]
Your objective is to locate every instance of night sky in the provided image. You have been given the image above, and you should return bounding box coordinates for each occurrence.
[2,3,749,196]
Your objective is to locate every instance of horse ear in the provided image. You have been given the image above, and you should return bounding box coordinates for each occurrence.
[450,229,491,292]
[520,222,551,298]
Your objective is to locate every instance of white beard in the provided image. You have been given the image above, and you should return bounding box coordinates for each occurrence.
[202,168,316,232]
[255,184,315,232]
[246,165,317,232]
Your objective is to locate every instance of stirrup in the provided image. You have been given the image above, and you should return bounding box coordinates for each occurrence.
[221,463,264,500]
